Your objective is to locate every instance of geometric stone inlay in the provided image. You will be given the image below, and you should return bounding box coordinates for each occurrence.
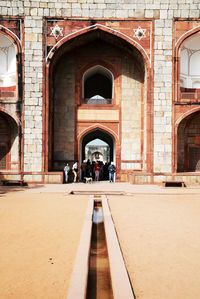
[50,24,64,40]
[133,26,146,40]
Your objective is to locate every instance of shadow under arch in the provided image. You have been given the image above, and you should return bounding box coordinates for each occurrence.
[176,109,200,172]
[0,110,19,170]
[82,65,114,100]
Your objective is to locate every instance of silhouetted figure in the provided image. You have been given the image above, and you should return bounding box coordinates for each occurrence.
[81,160,87,182]
[72,161,78,182]
[64,163,70,183]
[103,162,109,180]
[86,159,92,178]
[108,162,116,182]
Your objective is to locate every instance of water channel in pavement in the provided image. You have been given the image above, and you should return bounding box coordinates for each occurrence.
[86,200,114,299]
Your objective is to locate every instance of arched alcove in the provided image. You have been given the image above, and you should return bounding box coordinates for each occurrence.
[0,33,16,87]
[180,34,200,89]
[177,111,200,172]
[83,65,113,104]
[0,111,18,170]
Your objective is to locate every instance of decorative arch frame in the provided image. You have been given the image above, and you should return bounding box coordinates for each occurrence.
[174,27,200,102]
[0,25,21,50]
[173,25,200,173]
[0,22,23,174]
[78,123,119,142]
[46,24,151,70]
[44,24,153,174]
[0,25,23,96]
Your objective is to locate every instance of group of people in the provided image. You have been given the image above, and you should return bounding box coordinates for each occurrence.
[63,160,116,183]
[63,161,78,184]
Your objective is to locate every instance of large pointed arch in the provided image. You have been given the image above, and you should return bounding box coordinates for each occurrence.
[44,22,153,176]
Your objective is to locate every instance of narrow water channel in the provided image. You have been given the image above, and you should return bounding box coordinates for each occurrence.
[86,200,114,299]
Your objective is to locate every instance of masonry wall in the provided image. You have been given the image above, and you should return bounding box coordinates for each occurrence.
[121,56,142,171]
[1,0,200,182]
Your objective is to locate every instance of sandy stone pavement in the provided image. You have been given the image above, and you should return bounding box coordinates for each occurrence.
[108,194,200,299]
[1,184,200,299]
[0,191,88,299]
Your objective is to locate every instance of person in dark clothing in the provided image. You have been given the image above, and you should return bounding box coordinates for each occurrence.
[108,162,116,182]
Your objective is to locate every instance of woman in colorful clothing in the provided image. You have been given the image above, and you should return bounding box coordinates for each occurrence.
[94,162,100,181]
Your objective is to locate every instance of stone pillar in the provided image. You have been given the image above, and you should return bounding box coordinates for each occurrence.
[153,17,173,173]
[24,16,43,172]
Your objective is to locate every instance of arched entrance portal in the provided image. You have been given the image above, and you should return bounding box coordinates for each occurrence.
[46,24,152,181]
[81,129,115,163]
[80,129,115,180]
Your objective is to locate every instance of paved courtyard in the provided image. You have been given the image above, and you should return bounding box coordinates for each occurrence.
[0,182,200,298]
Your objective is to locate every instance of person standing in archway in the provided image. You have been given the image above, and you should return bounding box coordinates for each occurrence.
[64,163,70,183]
[94,161,100,181]
[72,160,78,183]
[108,162,116,182]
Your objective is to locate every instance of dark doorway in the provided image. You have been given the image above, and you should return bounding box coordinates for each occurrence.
[177,111,200,172]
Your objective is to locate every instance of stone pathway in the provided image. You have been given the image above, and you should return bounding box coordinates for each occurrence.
[20,181,200,195]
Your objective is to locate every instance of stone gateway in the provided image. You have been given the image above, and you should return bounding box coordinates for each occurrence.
[1,1,200,185]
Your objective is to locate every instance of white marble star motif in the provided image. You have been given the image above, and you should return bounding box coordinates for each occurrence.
[133,27,146,41]
[50,24,63,40]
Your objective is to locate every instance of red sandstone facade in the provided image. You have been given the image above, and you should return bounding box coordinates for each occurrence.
[1,13,200,185]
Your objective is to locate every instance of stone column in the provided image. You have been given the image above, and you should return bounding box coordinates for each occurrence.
[153,15,173,173]
[23,15,43,173]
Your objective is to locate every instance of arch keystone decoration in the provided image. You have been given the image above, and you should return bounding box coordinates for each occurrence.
[46,23,151,68]
[77,123,119,141]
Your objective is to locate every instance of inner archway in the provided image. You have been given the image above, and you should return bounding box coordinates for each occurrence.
[83,65,113,104]
[80,129,115,180]
[81,129,114,162]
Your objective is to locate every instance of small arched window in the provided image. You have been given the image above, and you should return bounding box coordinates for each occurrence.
[0,33,16,87]
[83,65,113,104]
